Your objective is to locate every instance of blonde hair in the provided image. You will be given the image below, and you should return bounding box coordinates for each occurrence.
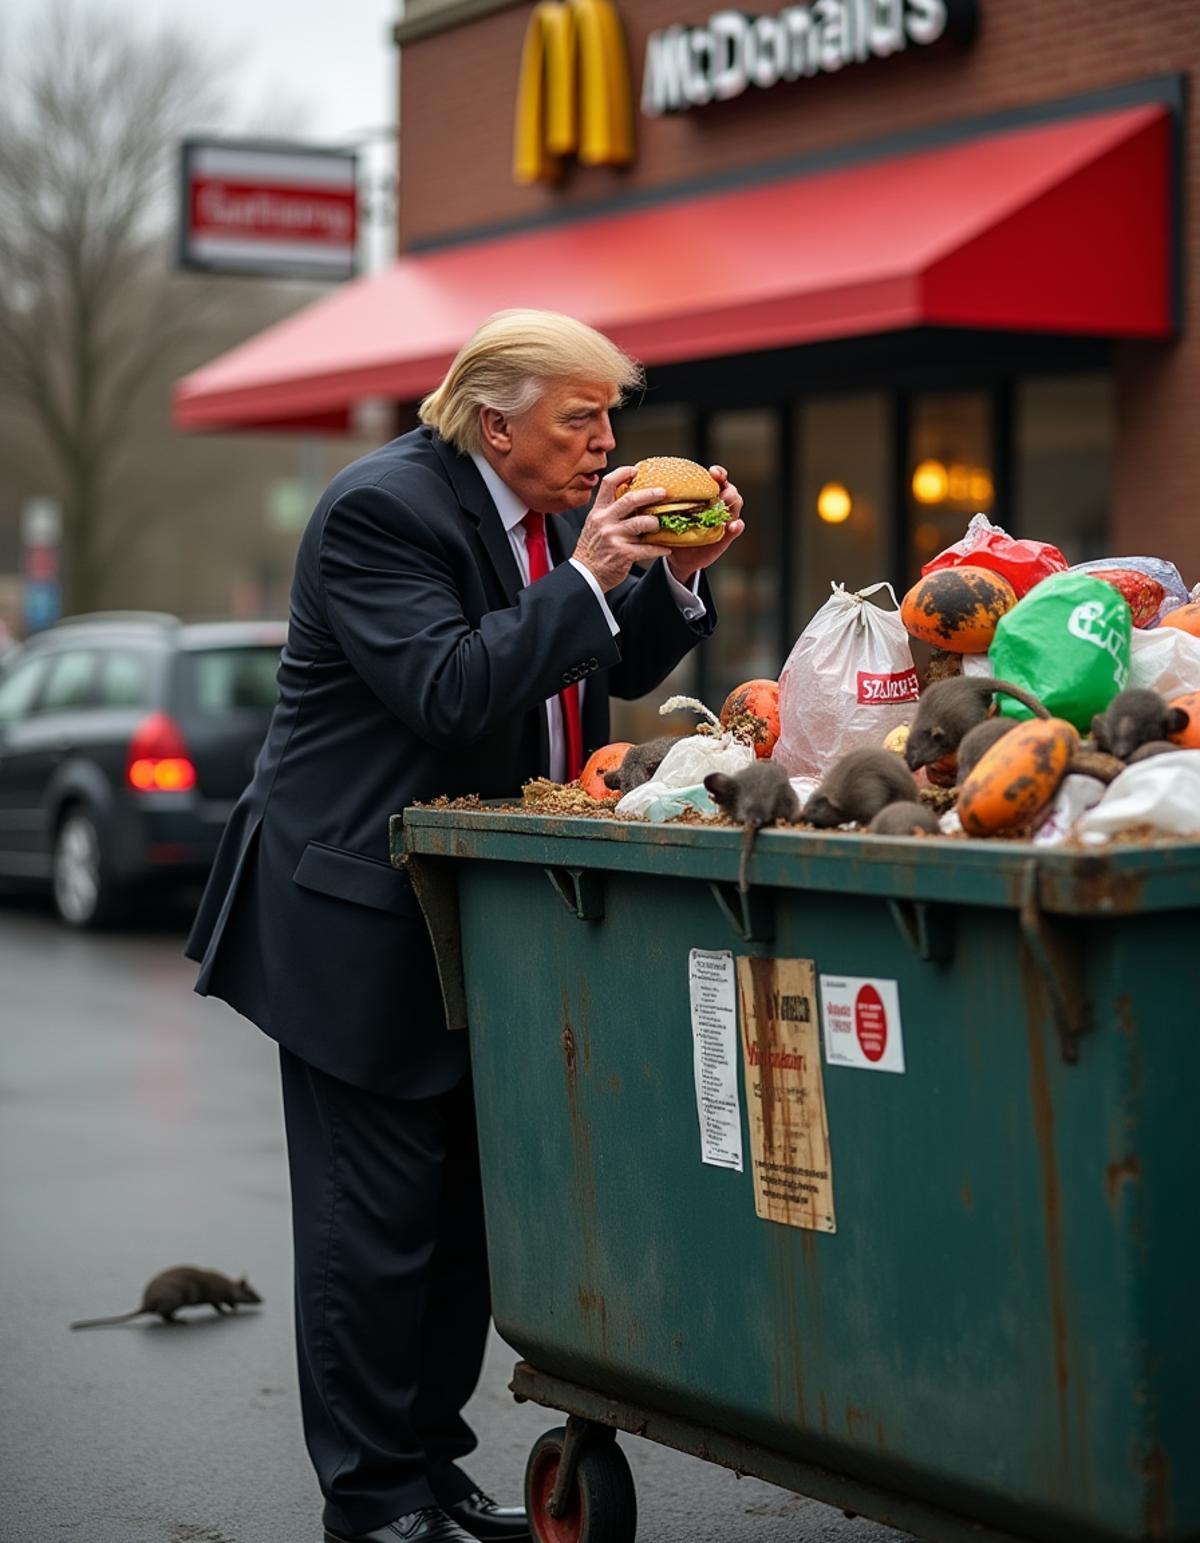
[419,309,643,455]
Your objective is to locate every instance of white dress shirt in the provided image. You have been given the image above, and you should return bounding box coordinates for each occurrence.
[470,453,707,781]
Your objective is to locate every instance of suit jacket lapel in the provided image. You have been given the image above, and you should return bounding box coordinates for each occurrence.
[430,432,522,606]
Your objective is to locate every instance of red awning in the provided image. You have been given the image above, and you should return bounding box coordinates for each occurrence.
[174,104,1172,432]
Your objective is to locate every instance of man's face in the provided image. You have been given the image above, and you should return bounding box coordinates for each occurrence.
[492,378,618,514]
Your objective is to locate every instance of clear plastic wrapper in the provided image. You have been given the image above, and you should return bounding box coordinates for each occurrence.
[1070,556,1189,625]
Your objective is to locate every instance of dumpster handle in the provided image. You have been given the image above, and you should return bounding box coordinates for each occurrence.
[1018,859,1091,1063]
[886,898,954,963]
[708,881,774,943]
[404,854,469,1033]
[544,866,605,921]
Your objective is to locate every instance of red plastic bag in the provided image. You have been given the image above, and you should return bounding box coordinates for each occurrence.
[922,514,1067,598]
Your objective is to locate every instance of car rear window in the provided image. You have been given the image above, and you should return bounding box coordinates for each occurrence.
[188,647,281,712]
[99,650,154,708]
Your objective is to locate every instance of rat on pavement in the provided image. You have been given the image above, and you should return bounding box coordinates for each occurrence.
[905,676,1050,770]
[704,762,800,894]
[70,1266,262,1329]
[803,749,918,829]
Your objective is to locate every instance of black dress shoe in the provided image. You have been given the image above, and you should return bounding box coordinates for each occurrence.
[325,1506,479,1543]
[444,1489,531,1542]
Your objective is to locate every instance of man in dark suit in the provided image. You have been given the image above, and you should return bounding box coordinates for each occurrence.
[186,311,743,1543]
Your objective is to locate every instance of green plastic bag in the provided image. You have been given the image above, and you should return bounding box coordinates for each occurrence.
[988,572,1131,731]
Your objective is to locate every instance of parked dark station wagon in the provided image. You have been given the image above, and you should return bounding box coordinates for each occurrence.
[0,612,286,926]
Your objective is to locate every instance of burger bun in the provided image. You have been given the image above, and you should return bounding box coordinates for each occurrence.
[651,524,729,548]
[618,456,719,507]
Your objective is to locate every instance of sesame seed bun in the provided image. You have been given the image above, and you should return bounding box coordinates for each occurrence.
[622,457,720,507]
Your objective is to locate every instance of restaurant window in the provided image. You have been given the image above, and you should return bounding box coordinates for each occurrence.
[794,393,890,631]
[1016,374,1112,564]
[703,408,783,707]
[907,393,994,583]
[608,402,699,743]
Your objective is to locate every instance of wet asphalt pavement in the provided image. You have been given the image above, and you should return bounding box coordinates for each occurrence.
[0,896,908,1543]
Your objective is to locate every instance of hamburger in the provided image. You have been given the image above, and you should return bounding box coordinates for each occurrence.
[618,457,732,547]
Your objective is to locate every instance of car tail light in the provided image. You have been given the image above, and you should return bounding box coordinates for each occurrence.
[127,712,197,793]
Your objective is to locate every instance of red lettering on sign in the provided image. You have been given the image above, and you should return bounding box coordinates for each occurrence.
[857,669,920,705]
[855,984,887,1062]
[189,178,357,246]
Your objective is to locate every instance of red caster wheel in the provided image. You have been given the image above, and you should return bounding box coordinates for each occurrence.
[525,1421,637,1543]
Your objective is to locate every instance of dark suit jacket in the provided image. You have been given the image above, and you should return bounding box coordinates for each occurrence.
[185,427,715,1097]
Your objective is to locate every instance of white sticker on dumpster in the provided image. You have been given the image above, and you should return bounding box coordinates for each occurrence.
[687,949,743,1172]
[820,976,905,1073]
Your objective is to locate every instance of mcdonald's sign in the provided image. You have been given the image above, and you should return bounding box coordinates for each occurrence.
[513,0,635,185]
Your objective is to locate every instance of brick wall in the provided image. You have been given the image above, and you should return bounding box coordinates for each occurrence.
[398,0,1200,575]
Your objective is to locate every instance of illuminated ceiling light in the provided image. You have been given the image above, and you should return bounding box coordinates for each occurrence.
[912,459,949,504]
[816,482,852,524]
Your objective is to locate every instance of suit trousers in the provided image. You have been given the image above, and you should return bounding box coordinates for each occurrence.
[279,1047,492,1536]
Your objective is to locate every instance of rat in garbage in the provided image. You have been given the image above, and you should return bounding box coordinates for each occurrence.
[70,1266,262,1329]
[1127,739,1183,764]
[1090,689,1190,762]
[803,749,918,830]
[704,762,800,894]
[905,676,1050,770]
[954,719,1016,783]
[603,736,677,795]
[868,801,941,836]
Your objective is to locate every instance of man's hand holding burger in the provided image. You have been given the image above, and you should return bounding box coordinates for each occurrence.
[572,465,677,591]
[573,458,744,593]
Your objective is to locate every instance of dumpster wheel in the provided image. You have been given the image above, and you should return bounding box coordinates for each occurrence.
[526,1421,637,1543]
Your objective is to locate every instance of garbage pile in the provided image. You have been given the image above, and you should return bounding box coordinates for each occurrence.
[548,514,1200,846]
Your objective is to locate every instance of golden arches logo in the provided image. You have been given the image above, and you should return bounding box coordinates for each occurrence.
[513,0,635,186]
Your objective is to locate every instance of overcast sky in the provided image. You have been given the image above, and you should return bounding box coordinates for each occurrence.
[2,0,402,266]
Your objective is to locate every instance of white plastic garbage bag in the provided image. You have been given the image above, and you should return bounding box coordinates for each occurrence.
[1076,752,1200,841]
[615,784,719,822]
[773,583,919,778]
[614,731,754,818]
[1032,774,1105,846]
[1128,626,1200,699]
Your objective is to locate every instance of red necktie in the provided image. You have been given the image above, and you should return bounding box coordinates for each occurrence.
[523,511,584,782]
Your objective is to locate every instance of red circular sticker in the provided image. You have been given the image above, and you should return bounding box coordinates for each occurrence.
[855,984,887,1062]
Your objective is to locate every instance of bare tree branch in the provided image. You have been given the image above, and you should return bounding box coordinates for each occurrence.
[0,0,227,611]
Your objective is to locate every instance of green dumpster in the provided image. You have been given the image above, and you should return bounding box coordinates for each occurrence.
[394,807,1199,1543]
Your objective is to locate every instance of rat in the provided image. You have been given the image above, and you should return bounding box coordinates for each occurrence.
[1090,689,1190,762]
[70,1266,262,1329]
[868,801,941,836]
[954,718,1016,783]
[1127,739,1184,764]
[905,676,1050,770]
[704,762,800,893]
[603,736,677,795]
[803,749,918,829]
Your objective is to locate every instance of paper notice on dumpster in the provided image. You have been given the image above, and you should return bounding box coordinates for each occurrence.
[736,957,836,1232]
[820,975,905,1073]
[687,949,743,1172]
